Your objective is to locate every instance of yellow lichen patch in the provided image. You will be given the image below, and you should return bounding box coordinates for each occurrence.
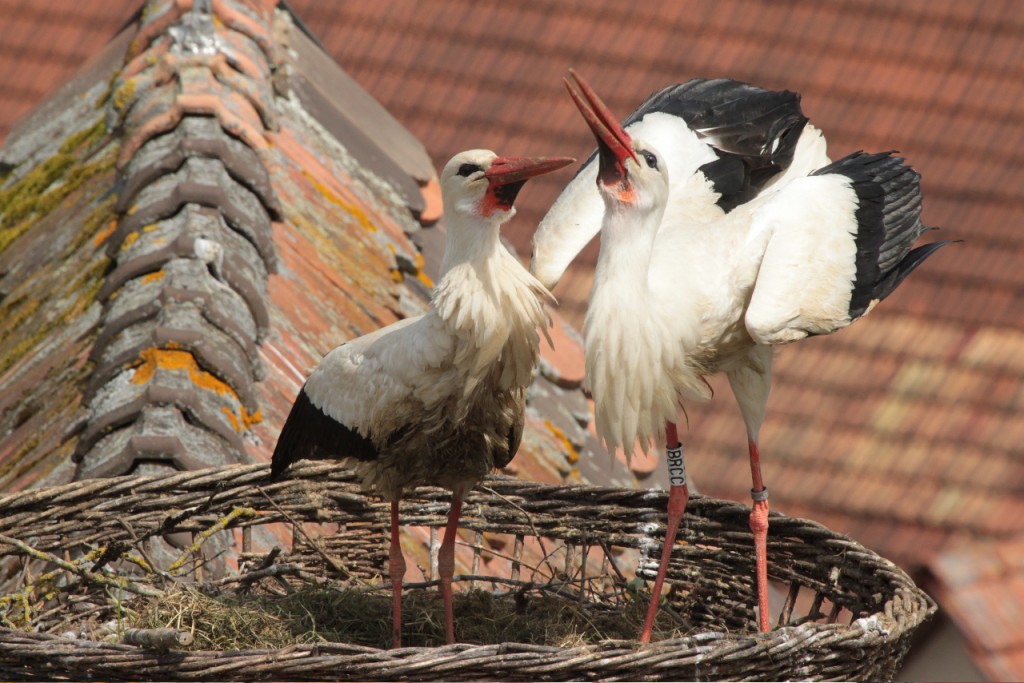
[222,406,263,433]
[130,348,263,434]
[92,219,118,247]
[416,252,434,289]
[544,419,579,465]
[303,171,379,233]
[120,231,141,252]
[141,270,165,284]
[58,118,108,157]
[0,137,115,256]
[389,269,404,284]
[112,78,138,114]
[241,407,262,430]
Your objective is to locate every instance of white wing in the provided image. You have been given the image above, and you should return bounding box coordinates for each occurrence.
[743,151,943,346]
[303,314,456,438]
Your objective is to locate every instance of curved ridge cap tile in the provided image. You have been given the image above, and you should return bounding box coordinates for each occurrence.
[76,372,248,457]
[75,409,243,479]
[110,173,276,272]
[88,319,259,409]
[117,93,271,170]
[127,0,274,65]
[96,239,271,338]
[117,118,281,219]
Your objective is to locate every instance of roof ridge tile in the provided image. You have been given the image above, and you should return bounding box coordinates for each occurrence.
[75,0,283,478]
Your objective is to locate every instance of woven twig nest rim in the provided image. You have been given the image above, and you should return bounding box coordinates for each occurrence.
[0,463,936,681]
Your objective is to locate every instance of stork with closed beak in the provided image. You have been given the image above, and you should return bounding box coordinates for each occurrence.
[533,71,947,640]
[271,150,573,647]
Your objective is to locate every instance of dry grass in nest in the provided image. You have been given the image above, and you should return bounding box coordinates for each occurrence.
[127,584,693,650]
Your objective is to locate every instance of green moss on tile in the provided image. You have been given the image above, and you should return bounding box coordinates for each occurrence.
[0,145,116,255]
[111,78,138,116]
[0,118,112,254]
[0,258,107,377]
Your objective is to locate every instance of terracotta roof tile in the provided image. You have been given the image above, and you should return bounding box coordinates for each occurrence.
[931,535,1024,679]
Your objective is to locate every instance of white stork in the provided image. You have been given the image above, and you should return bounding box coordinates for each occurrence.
[532,71,947,639]
[271,150,573,647]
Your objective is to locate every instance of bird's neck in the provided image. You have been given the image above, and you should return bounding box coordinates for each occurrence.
[584,198,694,453]
[592,200,662,301]
[431,214,552,393]
[438,212,504,276]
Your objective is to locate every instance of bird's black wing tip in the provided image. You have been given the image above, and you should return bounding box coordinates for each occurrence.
[270,387,380,481]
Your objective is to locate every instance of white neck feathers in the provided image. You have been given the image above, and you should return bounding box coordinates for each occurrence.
[433,218,553,396]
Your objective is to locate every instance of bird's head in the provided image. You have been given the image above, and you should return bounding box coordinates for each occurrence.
[440,150,574,223]
[565,70,669,215]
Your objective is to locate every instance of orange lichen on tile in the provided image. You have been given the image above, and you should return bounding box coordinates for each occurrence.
[306,171,378,233]
[267,127,417,256]
[222,405,263,432]
[131,347,238,399]
[415,252,434,289]
[543,418,578,465]
[141,270,165,283]
[92,219,118,246]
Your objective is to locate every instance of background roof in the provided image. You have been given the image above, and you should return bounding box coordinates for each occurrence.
[1,0,1022,591]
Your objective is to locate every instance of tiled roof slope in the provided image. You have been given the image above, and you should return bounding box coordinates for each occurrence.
[1,0,1020,576]
[930,536,1024,681]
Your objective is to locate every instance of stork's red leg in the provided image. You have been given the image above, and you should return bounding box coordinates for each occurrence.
[748,439,771,632]
[389,499,406,648]
[438,490,464,644]
[640,421,689,643]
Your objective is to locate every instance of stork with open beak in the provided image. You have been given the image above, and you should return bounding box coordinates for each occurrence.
[271,150,573,647]
[534,71,947,640]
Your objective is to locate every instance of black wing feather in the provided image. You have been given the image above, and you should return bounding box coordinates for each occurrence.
[811,151,948,319]
[624,79,809,211]
[270,388,378,479]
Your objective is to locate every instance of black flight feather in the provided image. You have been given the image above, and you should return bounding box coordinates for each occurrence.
[270,388,378,479]
[624,78,809,211]
[811,151,948,319]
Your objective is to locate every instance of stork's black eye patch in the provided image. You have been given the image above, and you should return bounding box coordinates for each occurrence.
[458,163,483,177]
[641,150,658,170]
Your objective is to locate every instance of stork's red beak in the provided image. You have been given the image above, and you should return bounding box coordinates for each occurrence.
[564,69,636,193]
[482,155,574,215]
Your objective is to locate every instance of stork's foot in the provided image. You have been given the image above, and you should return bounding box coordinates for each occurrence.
[749,495,770,633]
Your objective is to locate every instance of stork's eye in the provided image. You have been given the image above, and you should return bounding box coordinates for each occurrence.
[641,151,658,170]
[458,163,482,177]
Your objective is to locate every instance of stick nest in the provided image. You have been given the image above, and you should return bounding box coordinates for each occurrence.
[0,462,935,681]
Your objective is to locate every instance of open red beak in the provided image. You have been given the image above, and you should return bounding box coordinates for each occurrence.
[564,69,636,190]
[482,155,574,215]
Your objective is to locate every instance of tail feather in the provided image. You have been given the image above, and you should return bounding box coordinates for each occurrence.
[873,240,951,304]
